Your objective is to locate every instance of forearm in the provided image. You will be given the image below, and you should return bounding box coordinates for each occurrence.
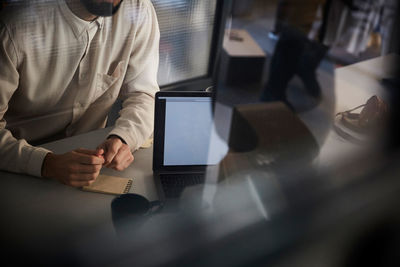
[0,128,51,177]
[109,92,155,151]
[109,1,159,151]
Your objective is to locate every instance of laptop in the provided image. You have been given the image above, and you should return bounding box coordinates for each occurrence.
[153,91,224,199]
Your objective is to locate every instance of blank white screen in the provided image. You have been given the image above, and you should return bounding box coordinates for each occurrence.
[163,97,227,166]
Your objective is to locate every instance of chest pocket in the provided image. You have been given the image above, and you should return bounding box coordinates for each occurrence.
[94,61,125,102]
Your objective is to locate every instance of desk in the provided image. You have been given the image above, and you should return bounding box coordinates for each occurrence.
[0,55,396,263]
[0,128,157,259]
[299,54,398,171]
[222,29,266,85]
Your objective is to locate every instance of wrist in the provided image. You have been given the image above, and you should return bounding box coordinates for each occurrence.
[41,152,56,178]
[108,135,126,144]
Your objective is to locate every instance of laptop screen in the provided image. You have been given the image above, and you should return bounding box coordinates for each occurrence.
[153,91,228,171]
[164,96,213,166]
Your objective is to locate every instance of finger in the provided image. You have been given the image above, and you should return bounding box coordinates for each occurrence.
[69,180,95,188]
[121,155,134,170]
[105,147,126,169]
[96,144,104,150]
[75,148,101,156]
[96,148,105,157]
[112,157,133,171]
[109,149,134,171]
[75,153,105,165]
[77,163,102,174]
[103,143,121,165]
[70,172,99,181]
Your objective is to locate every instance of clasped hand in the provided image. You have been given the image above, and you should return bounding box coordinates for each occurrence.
[42,137,134,187]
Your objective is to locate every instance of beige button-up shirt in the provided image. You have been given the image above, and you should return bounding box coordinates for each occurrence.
[0,0,160,177]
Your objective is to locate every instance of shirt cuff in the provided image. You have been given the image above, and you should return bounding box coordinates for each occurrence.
[26,147,52,177]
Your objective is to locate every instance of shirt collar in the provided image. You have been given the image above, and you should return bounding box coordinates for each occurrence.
[59,1,104,39]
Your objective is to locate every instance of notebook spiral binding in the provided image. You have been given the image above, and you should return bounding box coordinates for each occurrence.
[124,179,133,194]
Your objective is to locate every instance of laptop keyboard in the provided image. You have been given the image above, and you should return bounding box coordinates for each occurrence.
[160,173,205,198]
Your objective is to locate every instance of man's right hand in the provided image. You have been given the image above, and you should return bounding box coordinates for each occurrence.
[41,148,105,187]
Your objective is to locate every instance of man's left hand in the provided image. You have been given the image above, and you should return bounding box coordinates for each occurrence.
[97,136,134,171]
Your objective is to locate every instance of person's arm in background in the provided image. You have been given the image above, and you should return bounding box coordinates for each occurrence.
[98,0,160,170]
[0,21,104,187]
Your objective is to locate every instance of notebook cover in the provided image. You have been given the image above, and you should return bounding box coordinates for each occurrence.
[82,174,133,195]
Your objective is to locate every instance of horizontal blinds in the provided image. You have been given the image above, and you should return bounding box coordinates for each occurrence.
[152,0,217,86]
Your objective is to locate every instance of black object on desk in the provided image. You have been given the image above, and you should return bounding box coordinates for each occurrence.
[111,194,163,236]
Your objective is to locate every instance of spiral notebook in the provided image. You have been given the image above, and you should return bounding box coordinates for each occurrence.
[82,174,133,195]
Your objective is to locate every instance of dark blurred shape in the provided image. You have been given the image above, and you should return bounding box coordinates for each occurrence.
[273,0,325,35]
[0,0,7,11]
[223,102,319,178]
[260,26,328,110]
[111,194,163,236]
[227,106,259,152]
[80,0,123,17]
[385,7,400,151]
[343,219,400,267]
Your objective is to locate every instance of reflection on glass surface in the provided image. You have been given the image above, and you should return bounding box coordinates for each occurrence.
[81,2,399,266]
[153,0,217,86]
[0,0,399,266]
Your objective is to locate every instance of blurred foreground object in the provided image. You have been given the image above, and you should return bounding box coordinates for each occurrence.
[334,95,389,145]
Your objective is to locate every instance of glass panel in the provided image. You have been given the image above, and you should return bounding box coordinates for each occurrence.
[152,0,217,86]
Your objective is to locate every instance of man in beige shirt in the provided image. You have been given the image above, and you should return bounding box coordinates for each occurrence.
[0,0,160,187]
